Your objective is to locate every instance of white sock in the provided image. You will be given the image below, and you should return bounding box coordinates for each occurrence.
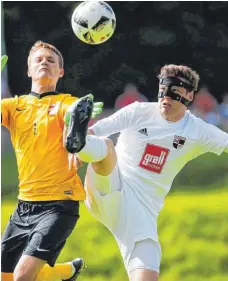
[77,135,108,163]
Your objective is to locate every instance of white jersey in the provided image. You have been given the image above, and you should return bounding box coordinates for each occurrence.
[89,102,228,255]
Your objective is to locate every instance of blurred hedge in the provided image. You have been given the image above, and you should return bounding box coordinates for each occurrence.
[2,188,228,281]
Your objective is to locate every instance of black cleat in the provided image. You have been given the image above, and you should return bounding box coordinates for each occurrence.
[65,96,93,154]
[62,258,85,281]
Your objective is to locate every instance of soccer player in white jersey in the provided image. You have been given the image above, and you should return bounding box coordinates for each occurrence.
[64,64,228,281]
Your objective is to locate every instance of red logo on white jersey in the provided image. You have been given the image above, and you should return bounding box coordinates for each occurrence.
[139,144,170,174]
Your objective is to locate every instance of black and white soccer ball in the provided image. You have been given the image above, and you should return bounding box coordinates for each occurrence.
[71,1,116,45]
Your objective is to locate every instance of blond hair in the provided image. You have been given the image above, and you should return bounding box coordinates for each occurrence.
[158,64,200,91]
[28,41,64,68]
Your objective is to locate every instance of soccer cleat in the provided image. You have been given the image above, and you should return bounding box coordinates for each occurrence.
[62,258,85,281]
[65,95,94,154]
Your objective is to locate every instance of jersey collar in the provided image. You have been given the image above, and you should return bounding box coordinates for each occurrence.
[29,91,59,99]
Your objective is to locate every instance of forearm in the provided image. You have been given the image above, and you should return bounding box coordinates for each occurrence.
[89,116,120,137]
[90,103,137,137]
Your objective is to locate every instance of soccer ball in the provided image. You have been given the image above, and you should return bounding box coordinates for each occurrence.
[71,1,116,45]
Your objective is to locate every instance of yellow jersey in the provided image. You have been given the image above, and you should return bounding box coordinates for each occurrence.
[1,92,86,201]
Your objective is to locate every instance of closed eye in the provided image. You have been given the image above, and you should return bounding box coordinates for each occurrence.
[35,57,55,63]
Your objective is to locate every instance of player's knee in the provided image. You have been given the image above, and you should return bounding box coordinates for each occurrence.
[14,268,36,281]
[92,138,117,176]
[105,138,115,154]
[129,269,159,281]
[96,137,115,164]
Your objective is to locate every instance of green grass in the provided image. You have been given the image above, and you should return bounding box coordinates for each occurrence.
[2,188,228,281]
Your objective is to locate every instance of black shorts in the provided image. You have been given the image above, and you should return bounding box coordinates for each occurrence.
[1,200,79,272]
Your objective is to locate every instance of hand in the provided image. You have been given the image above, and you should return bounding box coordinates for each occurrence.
[68,153,83,171]
[1,55,8,71]
[92,101,104,118]
[87,94,104,118]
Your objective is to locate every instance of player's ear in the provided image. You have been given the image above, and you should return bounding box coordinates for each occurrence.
[59,69,64,78]
[27,67,31,77]
[188,91,194,101]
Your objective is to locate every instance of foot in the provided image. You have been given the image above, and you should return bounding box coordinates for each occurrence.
[65,95,94,154]
[62,258,85,281]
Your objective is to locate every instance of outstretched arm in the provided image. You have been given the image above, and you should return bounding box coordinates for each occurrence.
[199,121,228,156]
[1,98,17,130]
[89,101,139,137]
[1,55,8,71]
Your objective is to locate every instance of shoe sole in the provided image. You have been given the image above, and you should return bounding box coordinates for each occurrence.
[65,97,93,154]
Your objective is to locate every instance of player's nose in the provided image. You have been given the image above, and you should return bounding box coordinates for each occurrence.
[162,96,172,101]
[41,60,48,66]
[40,57,49,65]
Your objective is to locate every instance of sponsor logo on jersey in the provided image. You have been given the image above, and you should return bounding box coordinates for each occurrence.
[139,144,170,174]
[173,135,186,149]
[138,128,148,136]
[64,190,73,195]
[48,102,60,115]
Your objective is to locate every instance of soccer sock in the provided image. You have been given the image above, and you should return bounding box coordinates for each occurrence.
[1,272,13,281]
[77,135,107,163]
[36,262,74,281]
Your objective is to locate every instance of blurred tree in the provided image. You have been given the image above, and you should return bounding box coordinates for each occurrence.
[3,1,228,106]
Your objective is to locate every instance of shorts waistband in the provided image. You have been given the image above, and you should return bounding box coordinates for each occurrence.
[18,199,79,205]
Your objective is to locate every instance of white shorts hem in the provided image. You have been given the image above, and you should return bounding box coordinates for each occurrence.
[128,265,160,274]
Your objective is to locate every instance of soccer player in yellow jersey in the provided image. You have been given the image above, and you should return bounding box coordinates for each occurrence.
[1,41,103,281]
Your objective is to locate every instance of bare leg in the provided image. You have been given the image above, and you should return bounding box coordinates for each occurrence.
[14,255,46,281]
[129,269,159,281]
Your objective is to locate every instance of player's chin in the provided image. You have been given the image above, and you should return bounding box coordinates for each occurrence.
[37,72,52,79]
[160,106,172,114]
[39,68,51,74]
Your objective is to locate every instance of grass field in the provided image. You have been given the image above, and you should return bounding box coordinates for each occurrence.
[2,188,228,281]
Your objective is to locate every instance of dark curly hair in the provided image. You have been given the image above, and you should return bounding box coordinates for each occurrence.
[158,64,200,91]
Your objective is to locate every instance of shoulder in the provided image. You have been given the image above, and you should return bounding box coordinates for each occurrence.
[187,111,227,138]
[120,102,158,124]
[188,111,214,129]
[128,101,158,110]
[132,101,158,115]
[58,93,79,105]
[1,95,19,108]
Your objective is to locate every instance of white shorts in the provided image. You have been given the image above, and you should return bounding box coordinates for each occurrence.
[84,163,161,273]
[127,239,162,274]
[84,162,122,227]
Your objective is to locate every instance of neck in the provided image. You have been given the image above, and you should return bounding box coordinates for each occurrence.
[161,110,186,122]
[31,82,56,94]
